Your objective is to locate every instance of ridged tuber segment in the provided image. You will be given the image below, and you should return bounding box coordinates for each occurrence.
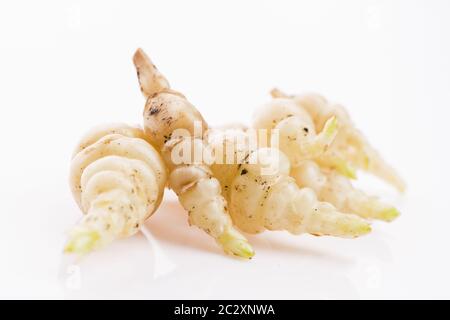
[291,160,400,222]
[207,128,371,238]
[67,123,167,255]
[133,48,254,258]
[271,89,406,192]
[252,96,339,168]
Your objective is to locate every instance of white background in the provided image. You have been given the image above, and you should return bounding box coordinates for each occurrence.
[0,0,449,299]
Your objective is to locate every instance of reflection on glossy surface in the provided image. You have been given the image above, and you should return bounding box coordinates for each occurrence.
[140,225,177,279]
[56,190,403,299]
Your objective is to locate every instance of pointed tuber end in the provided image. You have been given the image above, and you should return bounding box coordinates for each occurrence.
[132,48,170,98]
[378,207,400,222]
[270,88,288,98]
[217,228,255,259]
[64,230,101,255]
[338,218,372,238]
[324,116,338,140]
[334,158,357,180]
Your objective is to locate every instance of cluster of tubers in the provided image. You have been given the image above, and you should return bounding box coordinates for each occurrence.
[66,49,404,259]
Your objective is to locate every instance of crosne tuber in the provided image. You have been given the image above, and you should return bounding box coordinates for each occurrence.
[133,48,254,259]
[271,89,406,192]
[206,126,371,237]
[67,123,167,254]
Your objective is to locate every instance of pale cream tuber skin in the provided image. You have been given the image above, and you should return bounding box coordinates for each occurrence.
[271,89,406,192]
[133,48,254,259]
[252,96,339,168]
[207,127,371,238]
[291,160,399,222]
[67,123,167,254]
[252,89,401,221]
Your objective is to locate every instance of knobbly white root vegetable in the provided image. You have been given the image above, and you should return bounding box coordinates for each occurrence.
[271,89,406,192]
[133,48,254,258]
[67,123,167,254]
[252,95,340,169]
[291,160,399,222]
[207,128,371,237]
